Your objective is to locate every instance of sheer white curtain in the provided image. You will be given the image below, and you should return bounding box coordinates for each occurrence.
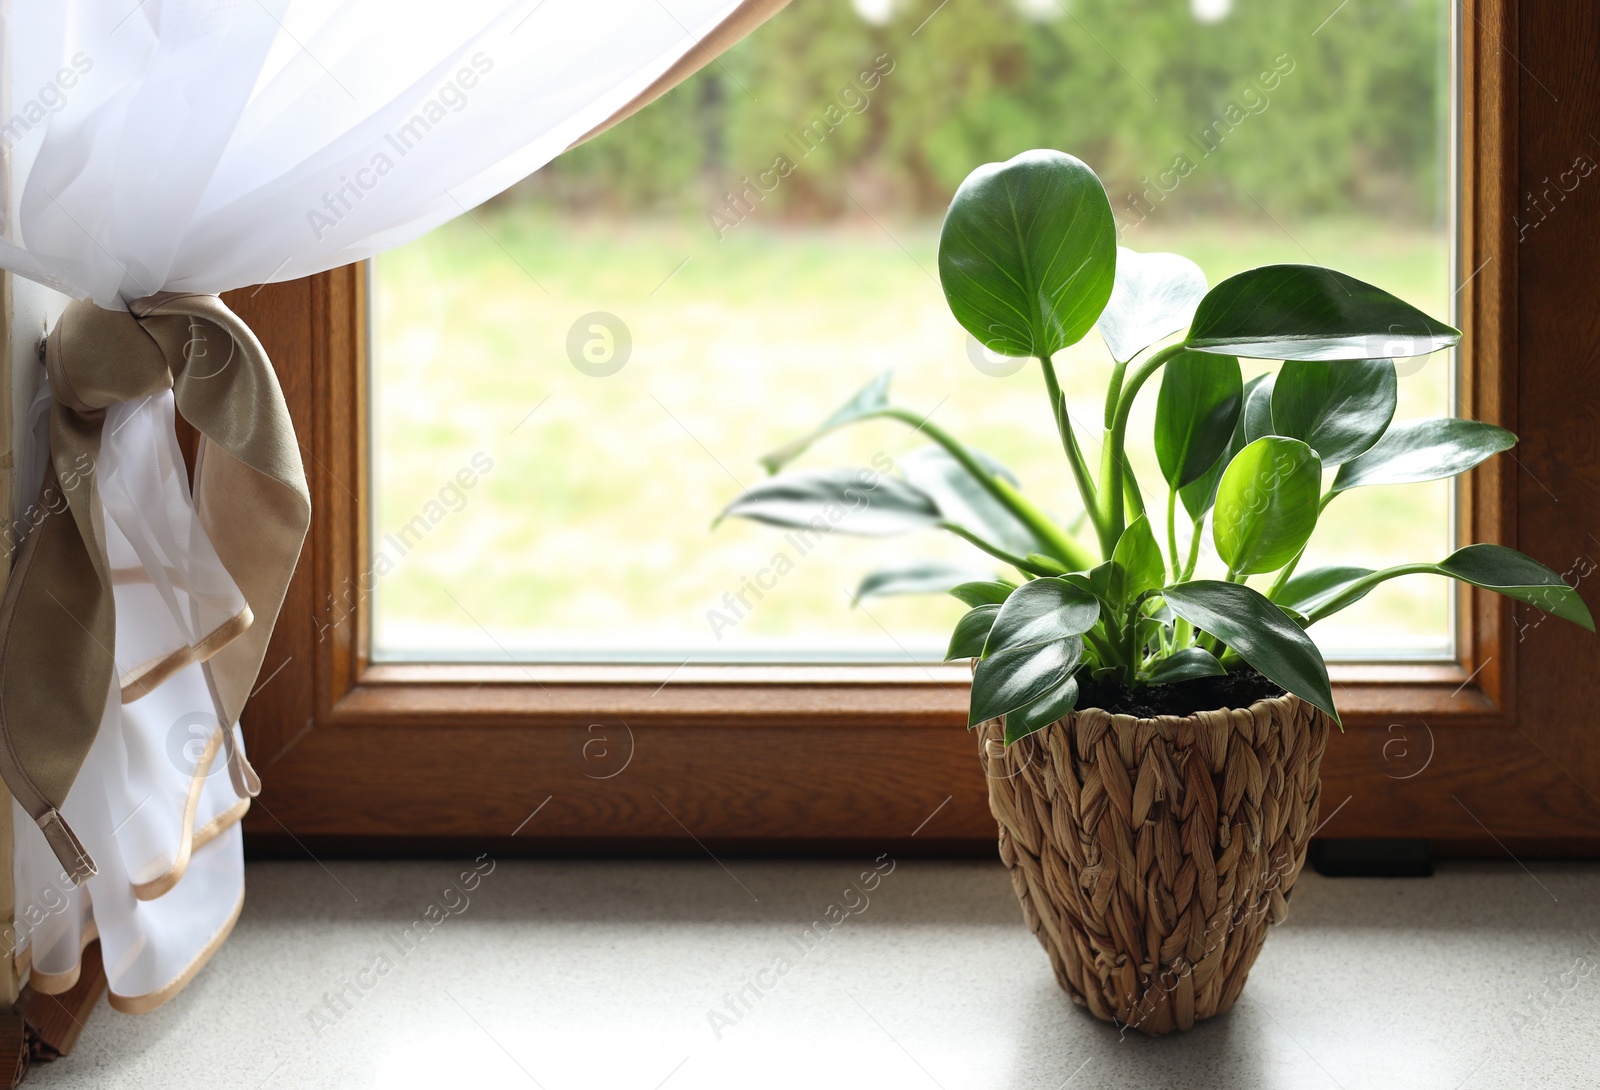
[4,0,779,1012]
[8,0,763,302]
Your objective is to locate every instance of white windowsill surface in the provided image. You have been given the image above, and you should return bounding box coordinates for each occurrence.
[27,859,1600,1089]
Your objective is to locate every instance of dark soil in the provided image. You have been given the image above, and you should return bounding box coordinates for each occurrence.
[1075,668,1284,720]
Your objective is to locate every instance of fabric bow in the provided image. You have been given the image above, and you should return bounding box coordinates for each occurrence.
[0,293,309,882]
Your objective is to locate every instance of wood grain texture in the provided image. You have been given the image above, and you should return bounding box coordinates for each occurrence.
[20,942,106,1061]
[233,0,1600,854]
[1508,2,1600,808]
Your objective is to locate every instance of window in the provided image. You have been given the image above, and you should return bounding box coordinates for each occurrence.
[237,1,1600,852]
[369,0,1456,665]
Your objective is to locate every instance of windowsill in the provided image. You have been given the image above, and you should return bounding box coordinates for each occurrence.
[29,859,1600,1088]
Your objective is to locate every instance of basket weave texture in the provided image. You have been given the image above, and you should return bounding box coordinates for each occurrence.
[977,693,1330,1035]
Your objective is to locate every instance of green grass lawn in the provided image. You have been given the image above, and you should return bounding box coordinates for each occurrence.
[371,207,1454,662]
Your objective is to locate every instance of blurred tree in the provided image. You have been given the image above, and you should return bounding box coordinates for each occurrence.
[507,0,1447,225]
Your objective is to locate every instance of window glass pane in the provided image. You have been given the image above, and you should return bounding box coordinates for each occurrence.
[372,0,1454,663]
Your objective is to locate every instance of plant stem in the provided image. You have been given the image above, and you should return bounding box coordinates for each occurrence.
[1124,605,1143,671]
[1123,463,1147,521]
[1181,515,1204,580]
[937,522,1070,578]
[1302,562,1438,625]
[1041,353,1107,553]
[1265,549,1304,601]
[1165,487,1181,583]
[879,408,1096,570]
[1099,344,1188,548]
[1084,625,1123,670]
[1104,360,1127,429]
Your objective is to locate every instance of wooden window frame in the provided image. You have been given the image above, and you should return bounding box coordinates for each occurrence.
[234,0,1600,854]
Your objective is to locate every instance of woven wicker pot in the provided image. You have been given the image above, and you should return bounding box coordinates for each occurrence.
[977,692,1331,1036]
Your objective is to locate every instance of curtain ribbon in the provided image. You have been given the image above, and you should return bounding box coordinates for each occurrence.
[0,293,310,883]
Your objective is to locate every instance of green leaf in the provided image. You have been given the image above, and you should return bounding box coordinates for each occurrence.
[946,604,1001,661]
[1096,248,1208,363]
[970,636,1084,726]
[1187,265,1461,361]
[1111,514,1166,606]
[1163,581,1338,721]
[1437,544,1594,631]
[759,371,890,474]
[716,470,940,536]
[1057,573,1110,612]
[938,150,1117,358]
[1155,350,1244,489]
[1136,614,1166,656]
[1277,604,1311,628]
[1332,418,1517,492]
[1003,675,1080,743]
[1023,552,1072,575]
[898,445,1042,556]
[855,561,996,604]
[983,578,1100,655]
[1276,565,1377,617]
[1181,373,1269,521]
[1300,546,1596,632]
[1141,646,1227,685]
[1242,372,1276,442]
[1086,561,1121,611]
[1271,358,1398,466]
[1213,437,1324,575]
[949,580,1016,607]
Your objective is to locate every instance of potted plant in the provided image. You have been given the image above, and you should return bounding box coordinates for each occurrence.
[716,150,1594,1035]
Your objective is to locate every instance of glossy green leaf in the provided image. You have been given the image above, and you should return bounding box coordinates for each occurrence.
[1141,646,1227,685]
[1332,418,1517,492]
[1187,265,1460,361]
[1163,581,1338,721]
[1086,561,1121,611]
[759,371,891,474]
[1096,248,1208,363]
[1181,373,1269,521]
[969,636,1084,726]
[938,150,1117,358]
[1213,437,1324,575]
[1111,515,1166,606]
[1155,350,1244,488]
[949,580,1016,607]
[1276,565,1376,617]
[1271,358,1398,466]
[1056,573,1111,613]
[1300,545,1596,632]
[984,578,1100,655]
[946,604,1001,661]
[1437,545,1594,630]
[855,561,996,604]
[899,445,1043,556]
[716,470,939,536]
[1003,675,1080,744]
[1242,372,1276,442]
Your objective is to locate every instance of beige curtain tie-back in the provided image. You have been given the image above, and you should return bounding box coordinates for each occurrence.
[0,293,310,884]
